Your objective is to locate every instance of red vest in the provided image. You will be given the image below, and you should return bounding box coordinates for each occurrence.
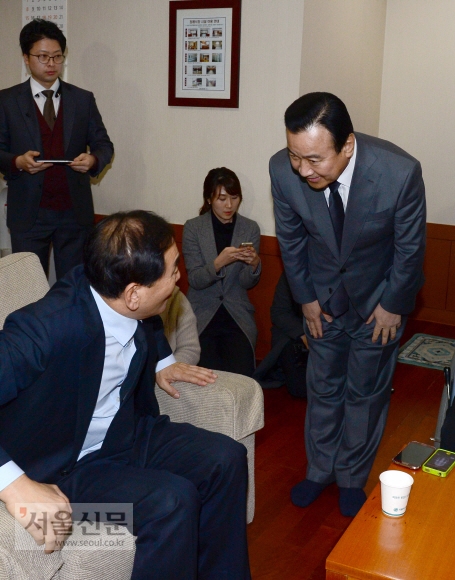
[35,100,73,211]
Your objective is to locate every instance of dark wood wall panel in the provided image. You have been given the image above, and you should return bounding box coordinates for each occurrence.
[247,237,283,359]
[96,217,455,358]
[413,222,455,326]
[447,243,455,313]
[427,223,455,241]
[417,238,451,310]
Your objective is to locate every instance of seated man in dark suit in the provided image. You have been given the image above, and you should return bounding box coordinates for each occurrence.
[0,210,251,580]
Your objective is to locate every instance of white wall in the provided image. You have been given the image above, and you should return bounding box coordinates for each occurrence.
[64,0,304,235]
[300,0,387,137]
[0,1,21,85]
[379,0,455,225]
[0,0,304,235]
[3,0,455,228]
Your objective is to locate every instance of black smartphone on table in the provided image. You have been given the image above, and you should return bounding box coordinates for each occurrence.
[392,441,435,470]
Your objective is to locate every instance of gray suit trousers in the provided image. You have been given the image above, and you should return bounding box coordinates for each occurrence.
[304,302,406,488]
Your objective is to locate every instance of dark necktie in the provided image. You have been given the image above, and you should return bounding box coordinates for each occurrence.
[42,90,56,130]
[328,180,344,249]
[119,324,147,404]
[325,180,349,317]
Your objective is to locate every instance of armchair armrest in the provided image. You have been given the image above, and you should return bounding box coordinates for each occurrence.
[0,500,136,580]
[155,370,264,440]
[0,253,49,329]
[155,370,264,524]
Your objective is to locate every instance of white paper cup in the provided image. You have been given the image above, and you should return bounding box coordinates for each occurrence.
[379,470,414,517]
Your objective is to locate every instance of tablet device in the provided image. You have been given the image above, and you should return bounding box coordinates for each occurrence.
[36,159,72,164]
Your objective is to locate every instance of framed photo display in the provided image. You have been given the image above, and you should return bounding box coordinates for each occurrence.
[168,0,241,108]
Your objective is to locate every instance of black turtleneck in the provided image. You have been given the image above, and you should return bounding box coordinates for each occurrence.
[211,210,237,254]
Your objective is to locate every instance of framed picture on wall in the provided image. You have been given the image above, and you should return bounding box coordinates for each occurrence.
[168,0,241,108]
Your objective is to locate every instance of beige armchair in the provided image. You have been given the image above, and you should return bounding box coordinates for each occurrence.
[0,252,264,579]
[155,372,263,524]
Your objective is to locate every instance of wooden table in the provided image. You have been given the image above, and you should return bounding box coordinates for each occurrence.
[326,465,455,579]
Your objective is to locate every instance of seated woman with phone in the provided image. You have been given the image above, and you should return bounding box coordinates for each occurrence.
[182,167,261,377]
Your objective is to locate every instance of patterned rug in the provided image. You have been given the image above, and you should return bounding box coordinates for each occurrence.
[398,334,455,370]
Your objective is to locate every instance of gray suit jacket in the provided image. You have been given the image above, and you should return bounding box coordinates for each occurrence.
[270,132,426,319]
[0,79,114,232]
[182,211,261,350]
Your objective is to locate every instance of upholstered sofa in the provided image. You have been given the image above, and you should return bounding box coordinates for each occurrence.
[0,252,264,579]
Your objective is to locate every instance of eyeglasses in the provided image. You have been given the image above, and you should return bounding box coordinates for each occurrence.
[29,53,65,64]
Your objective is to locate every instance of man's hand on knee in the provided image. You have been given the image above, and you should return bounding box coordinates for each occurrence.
[156,362,217,398]
[302,300,332,339]
[367,303,402,345]
[0,474,72,553]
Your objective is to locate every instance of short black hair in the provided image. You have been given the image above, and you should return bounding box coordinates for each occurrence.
[20,18,66,55]
[284,92,354,153]
[83,211,175,299]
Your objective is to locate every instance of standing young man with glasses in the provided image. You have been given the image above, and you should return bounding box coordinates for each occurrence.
[0,19,113,279]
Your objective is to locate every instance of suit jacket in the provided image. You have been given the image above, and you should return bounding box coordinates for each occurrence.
[269,132,426,320]
[182,211,261,350]
[0,266,171,483]
[0,79,114,232]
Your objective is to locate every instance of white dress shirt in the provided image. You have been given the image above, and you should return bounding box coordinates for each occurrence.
[0,288,176,490]
[323,137,357,211]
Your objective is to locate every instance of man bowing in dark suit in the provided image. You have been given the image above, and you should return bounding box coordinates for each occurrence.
[0,210,251,579]
[0,18,113,279]
[270,92,426,517]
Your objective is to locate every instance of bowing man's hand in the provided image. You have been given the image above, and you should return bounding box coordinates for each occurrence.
[156,362,217,399]
[367,303,402,345]
[302,300,333,339]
